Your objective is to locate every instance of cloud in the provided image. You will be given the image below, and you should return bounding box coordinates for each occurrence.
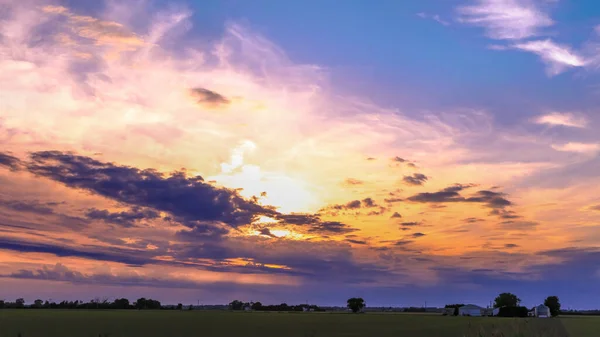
[393,156,407,162]
[0,199,55,215]
[457,0,553,40]
[533,112,588,128]
[307,221,358,234]
[403,173,428,186]
[411,232,426,238]
[390,212,402,218]
[42,5,145,48]
[346,239,367,245]
[343,178,364,185]
[85,207,161,227]
[512,40,586,75]
[407,184,512,210]
[400,222,422,228]
[416,12,450,26]
[189,88,230,107]
[324,198,380,211]
[25,151,277,228]
[0,152,21,170]
[498,220,538,230]
[0,237,151,266]
[504,243,519,248]
[551,142,600,154]
[394,240,413,246]
[589,205,600,211]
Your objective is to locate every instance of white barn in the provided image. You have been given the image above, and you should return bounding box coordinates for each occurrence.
[458,304,483,316]
[535,304,550,318]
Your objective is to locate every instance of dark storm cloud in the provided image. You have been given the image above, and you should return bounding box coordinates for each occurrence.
[403,173,428,186]
[257,228,277,238]
[0,199,55,215]
[85,207,160,227]
[189,87,230,107]
[25,151,276,228]
[390,212,402,218]
[0,237,151,266]
[0,152,21,170]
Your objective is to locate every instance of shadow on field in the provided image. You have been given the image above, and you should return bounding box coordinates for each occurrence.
[463,318,570,337]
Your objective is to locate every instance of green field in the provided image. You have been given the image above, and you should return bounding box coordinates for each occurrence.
[0,310,595,337]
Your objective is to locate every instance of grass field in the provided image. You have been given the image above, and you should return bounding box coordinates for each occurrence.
[0,310,595,337]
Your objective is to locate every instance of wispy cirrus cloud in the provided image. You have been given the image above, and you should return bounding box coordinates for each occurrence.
[512,39,586,75]
[416,12,450,26]
[551,142,600,154]
[457,0,553,40]
[533,112,588,128]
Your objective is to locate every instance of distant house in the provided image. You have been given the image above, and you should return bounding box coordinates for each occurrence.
[492,308,500,316]
[243,305,252,311]
[458,304,483,317]
[535,304,550,318]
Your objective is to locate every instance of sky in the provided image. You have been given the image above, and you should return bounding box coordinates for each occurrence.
[1,0,600,309]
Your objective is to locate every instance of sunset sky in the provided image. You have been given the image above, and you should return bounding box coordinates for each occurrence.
[1,0,600,309]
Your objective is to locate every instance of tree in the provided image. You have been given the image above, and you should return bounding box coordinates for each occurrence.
[346,298,366,313]
[228,300,244,310]
[493,293,520,308]
[34,299,43,308]
[177,303,183,310]
[0,300,4,309]
[544,296,561,317]
[15,298,25,309]
[112,298,130,309]
[251,302,262,311]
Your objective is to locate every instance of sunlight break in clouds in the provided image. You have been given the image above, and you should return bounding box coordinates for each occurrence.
[457,0,553,40]
[533,112,588,128]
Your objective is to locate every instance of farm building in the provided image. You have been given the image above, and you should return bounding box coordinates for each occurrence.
[458,304,483,316]
[535,304,550,318]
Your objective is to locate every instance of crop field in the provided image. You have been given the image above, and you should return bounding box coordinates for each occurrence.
[0,310,595,337]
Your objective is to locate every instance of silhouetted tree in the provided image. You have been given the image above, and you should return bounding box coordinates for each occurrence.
[494,293,520,308]
[544,296,561,317]
[33,299,43,308]
[347,298,366,313]
[228,300,244,310]
[188,305,193,310]
[251,302,262,310]
[0,300,4,309]
[15,298,25,309]
[177,303,183,310]
[112,298,130,309]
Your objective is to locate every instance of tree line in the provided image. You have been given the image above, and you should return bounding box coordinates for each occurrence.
[0,297,162,310]
[227,300,324,312]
